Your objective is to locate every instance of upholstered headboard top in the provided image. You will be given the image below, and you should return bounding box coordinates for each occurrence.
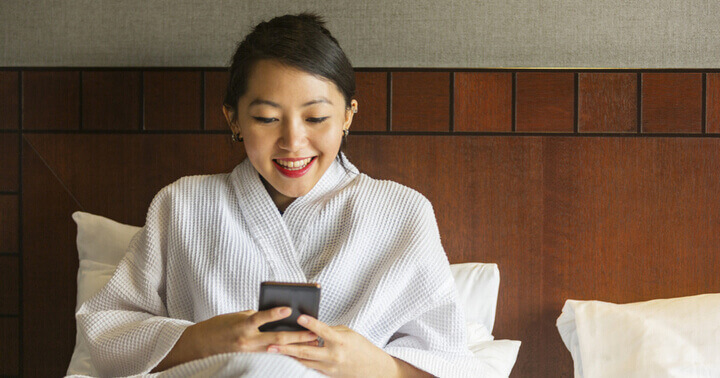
[1,68,719,376]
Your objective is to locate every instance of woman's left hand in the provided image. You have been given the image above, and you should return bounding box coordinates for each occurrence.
[267,315,405,377]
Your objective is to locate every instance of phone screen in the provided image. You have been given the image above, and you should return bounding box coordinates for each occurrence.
[258,281,321,332]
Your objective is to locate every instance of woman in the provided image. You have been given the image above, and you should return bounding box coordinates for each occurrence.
[78,14,488,377]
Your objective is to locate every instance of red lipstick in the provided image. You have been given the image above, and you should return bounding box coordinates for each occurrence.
[273,157,316,178]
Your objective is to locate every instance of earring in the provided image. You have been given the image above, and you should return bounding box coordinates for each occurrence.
[343,129,349,137]
[231,133,243,142]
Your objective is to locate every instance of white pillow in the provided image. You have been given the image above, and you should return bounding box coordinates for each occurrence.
[67,212,141,377]
[557,295,720,378]
[68,211,518,376]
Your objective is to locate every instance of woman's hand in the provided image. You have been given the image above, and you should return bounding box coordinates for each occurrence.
[152,307,318,372]
[269,315,431,378]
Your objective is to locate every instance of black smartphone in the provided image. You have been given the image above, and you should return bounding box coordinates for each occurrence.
[258,281,321,332]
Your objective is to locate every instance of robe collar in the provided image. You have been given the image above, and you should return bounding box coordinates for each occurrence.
[231,154,358,282]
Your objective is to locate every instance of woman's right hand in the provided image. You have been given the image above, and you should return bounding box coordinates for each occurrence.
[152,307,318,372]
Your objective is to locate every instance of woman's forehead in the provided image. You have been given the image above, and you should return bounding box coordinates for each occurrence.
[243,60,344,106]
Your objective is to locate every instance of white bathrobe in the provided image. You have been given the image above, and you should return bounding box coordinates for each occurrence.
[77,156,491,377]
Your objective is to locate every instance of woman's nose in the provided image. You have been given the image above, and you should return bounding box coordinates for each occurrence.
[278,118,307,151]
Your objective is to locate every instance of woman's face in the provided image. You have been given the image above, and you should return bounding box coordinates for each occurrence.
[224,59,357,210]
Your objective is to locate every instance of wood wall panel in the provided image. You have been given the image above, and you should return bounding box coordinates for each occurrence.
[352,72,387,132]
[0,195,18,253]
[144,71,202,130]
[0,133,19,191]
[642,73,702,133]
[579,73,637,133]
[391,72,450,132]
[454,72,512,132]
[0,256,19,314]
[0,71,19,130]
[707,73,720,133]
[516,73,574,132]
[347,136,544,377]
[204,71,230,131]
[82,71,141,130]
[0,317,19,375]
[23,71,80,130]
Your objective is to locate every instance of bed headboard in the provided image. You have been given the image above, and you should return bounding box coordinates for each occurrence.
[1,68,719,376]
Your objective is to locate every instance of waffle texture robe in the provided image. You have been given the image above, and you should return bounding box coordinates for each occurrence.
[77,156,491,377]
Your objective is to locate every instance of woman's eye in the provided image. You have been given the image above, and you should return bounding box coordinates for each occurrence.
[253,117,277,124]
[307,117,329,124]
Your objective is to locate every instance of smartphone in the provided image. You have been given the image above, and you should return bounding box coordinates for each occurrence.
[258,281,321,332]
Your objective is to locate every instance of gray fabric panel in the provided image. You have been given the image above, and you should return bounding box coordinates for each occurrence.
[1,0,719,68]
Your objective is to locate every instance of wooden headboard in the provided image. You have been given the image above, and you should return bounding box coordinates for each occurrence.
[1,68,719,377]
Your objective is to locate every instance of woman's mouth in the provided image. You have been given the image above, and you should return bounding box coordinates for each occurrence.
[273,157,317,178]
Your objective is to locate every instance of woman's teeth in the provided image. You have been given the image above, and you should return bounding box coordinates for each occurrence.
[276,157,313,170]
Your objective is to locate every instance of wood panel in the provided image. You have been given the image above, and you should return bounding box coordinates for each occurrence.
[579,73,637,133]
[454,72,512,132]
[0,195,18,253]
[516,73,574,132]
[542,137,720,376]
[707,73,720,133]
[21,134,245,375]
[391,72,450,132]
[641,73,702,133]
[0,133,19,191]
[352,72,387,132]
[144,71,202,130]
[82,71,141,130]
[0,317,19,375]
[204,70,230,131]
[23,71,80,130]
[0,256,19,314]
[347,136,544,377]
[0,71,19,129]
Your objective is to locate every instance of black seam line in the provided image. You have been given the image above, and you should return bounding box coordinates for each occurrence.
[17,76,23,376]
[702,73,707,134]
[386,72,392,132]
[0,314,20,317]
[22,137,85,211]
[0,191,20,195]
[637,73,643,134]
[201,71,206,131]
[7,67,720,73]
[78,71,83,131]
[449,72,455,132]
[512,72,517,132]
[17,70,22,130]
[574,73,579,133]
[0,130,21,134]
[141,71,146,131]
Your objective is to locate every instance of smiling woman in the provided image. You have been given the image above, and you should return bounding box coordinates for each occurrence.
[75,13,496,378]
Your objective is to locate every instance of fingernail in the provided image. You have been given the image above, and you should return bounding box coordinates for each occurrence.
[268,346,279,353]
[279,307,291,316]
[298,315,308,325]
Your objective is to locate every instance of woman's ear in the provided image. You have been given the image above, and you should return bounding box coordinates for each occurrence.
[222,106,242,136]
[343,100,358,131]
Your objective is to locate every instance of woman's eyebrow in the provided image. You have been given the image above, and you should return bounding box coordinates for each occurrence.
[249,98,281,108]
[302,97,333,107]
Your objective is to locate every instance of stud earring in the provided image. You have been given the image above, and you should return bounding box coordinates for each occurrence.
[343,129,349,137]
[231,133,243,142]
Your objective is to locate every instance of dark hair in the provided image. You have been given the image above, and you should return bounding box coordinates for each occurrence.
[223,13,355,165]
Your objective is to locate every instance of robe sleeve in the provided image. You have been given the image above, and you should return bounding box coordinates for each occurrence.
[76,188,194,376]
[383,199,500,377]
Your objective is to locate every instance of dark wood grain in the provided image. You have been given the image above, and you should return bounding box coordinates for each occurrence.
[352,72,387,132]
[23,71,80,130]
[391,72,450,132]
[0,195,18,253]
[144,71,202,130]
[0,317,19,375]
[516,73,574,132]
[0,256,19,314]
[579,73,637,133]
[0,133,19,191]
[642,73,702,133]
[0,71,19,130]
[204,70,230,131]
[347,136,544,377]
[707,73,720,133]
[82,71,141,130]
[21,134,245,375]
[454,72,512,132]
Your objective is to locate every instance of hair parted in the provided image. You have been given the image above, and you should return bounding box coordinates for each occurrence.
[223,13,356,118]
